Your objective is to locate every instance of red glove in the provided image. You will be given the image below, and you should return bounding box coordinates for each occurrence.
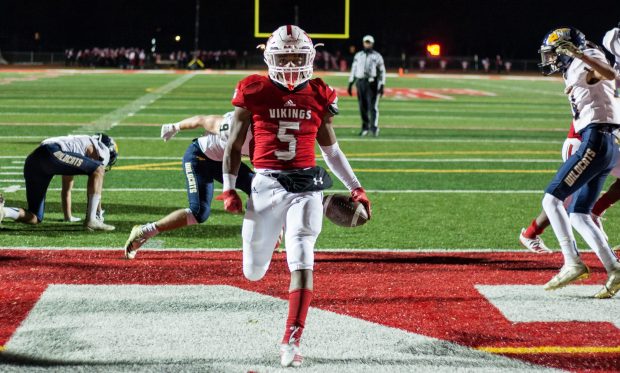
[218,190,243,214]
[351,187,371,219]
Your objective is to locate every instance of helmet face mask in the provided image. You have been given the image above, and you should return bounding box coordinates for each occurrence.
[264,25,316,90]
[538,27,586,76]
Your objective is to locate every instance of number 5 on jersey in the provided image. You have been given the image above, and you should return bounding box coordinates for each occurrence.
[275,120,300,161]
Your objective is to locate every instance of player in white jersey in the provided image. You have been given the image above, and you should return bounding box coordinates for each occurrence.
[123,112,254,259]
[538,27,620,298]
[0,134,118,231]
[602,22,620,97]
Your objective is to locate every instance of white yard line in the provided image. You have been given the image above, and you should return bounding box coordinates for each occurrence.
[1,156,560,163]
[34,187,542,194]
[0,136,564,144]
[71,73,196,134]
[0,172,21,175]
[0,246,551,252]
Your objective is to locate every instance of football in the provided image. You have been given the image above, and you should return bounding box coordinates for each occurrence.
[323,194,369,227]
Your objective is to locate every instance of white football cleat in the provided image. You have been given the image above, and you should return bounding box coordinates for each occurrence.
[519,228,552,254]
[0,194,5,225]
[124,225,148,259]
[544,262,590,291]
[594,268,620,299]
[280,343,303,368]
[85,219,115,232]
[591,214,608,242]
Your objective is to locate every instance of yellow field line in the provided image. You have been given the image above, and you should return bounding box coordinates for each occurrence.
[114,162,181,170]
[477,346,620,354]
[115,162,556,174]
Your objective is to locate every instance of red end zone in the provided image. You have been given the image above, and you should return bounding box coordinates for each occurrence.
[0,249,618,371]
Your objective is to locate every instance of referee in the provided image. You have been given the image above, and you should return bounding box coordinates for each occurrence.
[348,35,386,137]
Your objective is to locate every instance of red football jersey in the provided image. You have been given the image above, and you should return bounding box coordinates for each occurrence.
[232,75,337,170]
[567,120,582,140]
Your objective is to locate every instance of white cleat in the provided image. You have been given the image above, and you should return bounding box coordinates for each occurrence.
[85,219,115,232]
[519,228,552,254]
[544,262,590,291]
[280,343,303,368]
[0,194,5,225]
[124,225,148,259]
[591,214,608,242]
[594,268,620,299]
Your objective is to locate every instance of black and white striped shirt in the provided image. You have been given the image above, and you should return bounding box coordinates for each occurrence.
[348,49,386,86]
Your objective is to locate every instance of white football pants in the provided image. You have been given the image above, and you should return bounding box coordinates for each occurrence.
[242,173,323,281]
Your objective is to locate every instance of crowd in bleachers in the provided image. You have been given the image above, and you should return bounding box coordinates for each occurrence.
[63,47,513,73]
[64,48,246,69]
[64,47,350,70]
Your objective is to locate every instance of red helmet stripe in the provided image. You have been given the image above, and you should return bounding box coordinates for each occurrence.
[286,25,293,36]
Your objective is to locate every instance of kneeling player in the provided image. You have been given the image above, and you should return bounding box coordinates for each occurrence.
[0,134,118,231]
[123,112,254,259]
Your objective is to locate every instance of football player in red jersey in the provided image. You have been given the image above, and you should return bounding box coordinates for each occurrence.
[221,25,372,367]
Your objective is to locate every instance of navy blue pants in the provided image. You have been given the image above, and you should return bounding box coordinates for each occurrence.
[183,141,254,223]
[24,144,102,222]
[545,124,619,213]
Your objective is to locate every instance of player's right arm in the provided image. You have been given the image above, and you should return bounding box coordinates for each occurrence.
[556,41,617,82]
[221,106,252,213]
[161,115,224,141]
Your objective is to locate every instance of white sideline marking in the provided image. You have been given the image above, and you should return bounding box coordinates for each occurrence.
[3,285,556,371]
[35,188,542,194]
[71,73,195,134]
[476,285,620,328]
[0,187,543,194]
[0,136,564,144]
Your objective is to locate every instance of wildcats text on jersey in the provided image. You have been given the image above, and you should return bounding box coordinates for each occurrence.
[53,151,83,168]
[268,108,312,120]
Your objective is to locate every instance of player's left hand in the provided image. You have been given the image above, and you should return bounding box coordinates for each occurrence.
[555,40,583,59]
[218,190,243,214]
[378,85,384,97]
[351,187,372,219]
[347,82,353,96]
[161,123,180,142]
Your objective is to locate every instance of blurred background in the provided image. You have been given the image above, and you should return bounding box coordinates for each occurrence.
[0,0,619,72]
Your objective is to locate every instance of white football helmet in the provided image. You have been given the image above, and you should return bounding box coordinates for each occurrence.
[264,25,316,90]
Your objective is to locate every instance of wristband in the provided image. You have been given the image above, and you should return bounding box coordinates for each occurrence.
[222,173,237,191]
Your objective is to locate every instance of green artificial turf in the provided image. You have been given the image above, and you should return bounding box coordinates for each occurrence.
[0,70,614,250]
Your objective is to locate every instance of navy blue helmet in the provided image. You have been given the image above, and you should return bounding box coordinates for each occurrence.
[538,27,586,75]
[95,133,118,170]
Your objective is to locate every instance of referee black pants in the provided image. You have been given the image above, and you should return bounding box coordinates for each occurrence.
[355,79,380,133]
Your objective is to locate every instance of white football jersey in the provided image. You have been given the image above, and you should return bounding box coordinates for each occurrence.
[197,111,251,161]
[602,27,620,61]
[41,135,111,166]
[564,48,620,132]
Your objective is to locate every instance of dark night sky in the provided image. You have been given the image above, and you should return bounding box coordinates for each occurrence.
[1,0,619,59]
